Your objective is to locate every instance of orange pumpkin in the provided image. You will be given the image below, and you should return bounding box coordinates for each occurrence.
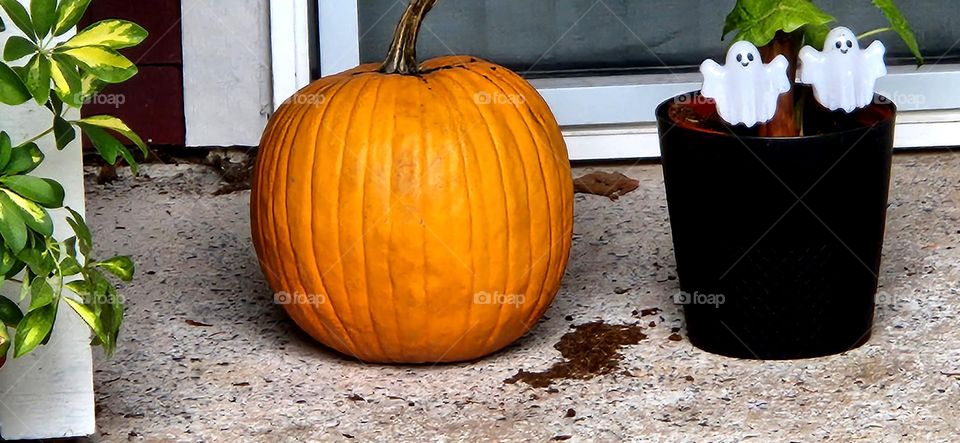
[251,0,573,363]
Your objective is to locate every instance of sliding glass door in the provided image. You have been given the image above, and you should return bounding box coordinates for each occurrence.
[300,0,960,159]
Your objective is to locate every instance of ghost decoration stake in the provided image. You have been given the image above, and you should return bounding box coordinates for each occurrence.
[700,41,791,127]
[799,26,887,113]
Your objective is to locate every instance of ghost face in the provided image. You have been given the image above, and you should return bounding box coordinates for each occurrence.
[727,41,761,70]
[825,27,859,55]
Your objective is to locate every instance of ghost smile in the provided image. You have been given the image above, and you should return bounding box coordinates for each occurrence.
[740,61,750,67]
[840,48,849,54]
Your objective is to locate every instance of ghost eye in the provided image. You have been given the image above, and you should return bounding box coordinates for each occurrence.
[747,53,754,62]
[836,41,842,49]
[847,40,853,48]
[737,54,743,62]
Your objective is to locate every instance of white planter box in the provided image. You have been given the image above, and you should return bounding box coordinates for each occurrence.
[0,10,95,440]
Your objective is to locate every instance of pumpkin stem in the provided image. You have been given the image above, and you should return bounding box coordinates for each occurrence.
[380,0,439,75]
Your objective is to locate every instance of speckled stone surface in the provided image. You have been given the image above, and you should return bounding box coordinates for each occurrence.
[87,153,960,442]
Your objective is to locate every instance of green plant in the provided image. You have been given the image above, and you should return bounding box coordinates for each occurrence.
[722,0,922,136]
[0,0,146,367]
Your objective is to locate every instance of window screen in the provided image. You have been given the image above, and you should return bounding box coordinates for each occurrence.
[357,0,960,77]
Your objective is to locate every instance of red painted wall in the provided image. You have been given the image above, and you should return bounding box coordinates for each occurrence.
[79,0,185,146]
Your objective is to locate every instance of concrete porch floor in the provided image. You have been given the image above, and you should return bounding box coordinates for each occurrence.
[87,152,960,441]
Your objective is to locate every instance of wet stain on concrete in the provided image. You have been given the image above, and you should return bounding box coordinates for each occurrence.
[505,322,646,388]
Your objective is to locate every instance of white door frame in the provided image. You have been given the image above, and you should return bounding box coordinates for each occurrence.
[269,0,313,109]
[270,0,960,160]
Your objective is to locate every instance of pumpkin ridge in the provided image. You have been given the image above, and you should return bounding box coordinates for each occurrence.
[431,72,506,348]
[263,98,315,336]
[299,97,340,351]
[263,96,310,322]
[357,75,392,360]
[490,68,574,324]
[279,100,329,347]
[460,72,518,352]
[304,77,373,356]
[426,75,477,341]
[382,77,403,361]
[260,103,304,286]
[469,65,555,329]
[474,70,542,342]
[291,76,365,356]
[308,79,368,351]
[251,106,285,288]
[481,65,572,170]
[328,75,385,357]
[479,66,564,327]
[418,81,431,357]
[311,78,377,354]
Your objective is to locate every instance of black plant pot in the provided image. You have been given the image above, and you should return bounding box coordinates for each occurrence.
[656,89,896,360]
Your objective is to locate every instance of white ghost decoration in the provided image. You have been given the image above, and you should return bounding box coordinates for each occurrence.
[799,26,887,113]
[700,41,791,127]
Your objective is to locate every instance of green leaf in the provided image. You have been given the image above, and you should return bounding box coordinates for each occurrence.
[13,303,54,357]
[116,144,137,174]
[59,255,80,275]
[3,142,44,175]
[4,260,24,281]
[65,279,90,297]
[0,191,27,253]
[65,207,90,255]
[722,0,834,47]
[47,88,62,114]
[0,61,31,105]
[85,268,119,349]
[96,256,134,282]
[0,0,36,41]
[75,117,146,175]
[98,282,122,354]
[0,295,23,327]
[50,56,83,107]
[53,0,89,36]
[30,0,57,38]
[57,45,137,83]
[64,297,109,345]
[0,245,17,276]
[2,189,53,236]
[18,274,28,301]
[78,71,102,100]
[62,235,76,257]
[23,53,51,105]
[4,36,36,62]
[102,298,121,353]
[871,0,923,65]
[53,117,75,151]
[0,175,65,208]
[80,124,121,163]
[0,132,11,172]
[77,115,148,157]
[28,277,53,311]
[63,19,148,50]
[17,241,55,276]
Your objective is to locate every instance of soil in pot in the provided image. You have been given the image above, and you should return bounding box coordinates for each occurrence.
[657,86,896,360]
